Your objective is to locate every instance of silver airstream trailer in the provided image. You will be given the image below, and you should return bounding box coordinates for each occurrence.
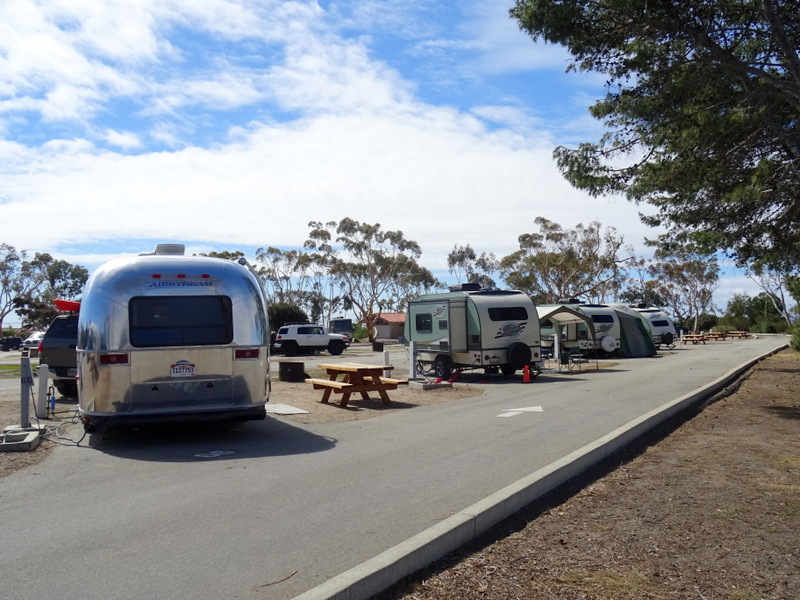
[76,244,270,431]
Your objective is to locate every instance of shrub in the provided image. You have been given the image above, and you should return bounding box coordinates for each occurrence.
[790,325,800,352]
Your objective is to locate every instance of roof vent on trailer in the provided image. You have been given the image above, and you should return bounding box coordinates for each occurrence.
[141,244,186,256]
[449,283,482,292]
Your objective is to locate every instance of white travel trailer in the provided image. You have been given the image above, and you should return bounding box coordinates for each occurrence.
[405,284,541,378]
[76,244,270,431]
[557,300,658,358]
[570,302,622,356]
[615,303,678,347]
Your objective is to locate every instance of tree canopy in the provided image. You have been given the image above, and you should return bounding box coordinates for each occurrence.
[304,218,439,341]
[499,217,631,303]
[1,244,88,331]
[511,0,800,270]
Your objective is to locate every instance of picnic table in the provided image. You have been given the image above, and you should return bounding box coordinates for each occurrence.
[307,362,405,408]
[727,330,751,339]
[706,331,728,341]
[682,333,707,345]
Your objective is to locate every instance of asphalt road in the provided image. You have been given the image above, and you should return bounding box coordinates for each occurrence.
[0,336,788,600]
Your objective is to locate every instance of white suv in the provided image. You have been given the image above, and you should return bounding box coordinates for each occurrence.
[273,323,349,356]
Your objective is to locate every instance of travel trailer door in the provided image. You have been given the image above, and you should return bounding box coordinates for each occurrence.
[448,297,468,353]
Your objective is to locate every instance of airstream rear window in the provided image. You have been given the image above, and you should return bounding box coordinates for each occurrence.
[488,307,528,321]
[129,296,233,347]
[652,320,669,327]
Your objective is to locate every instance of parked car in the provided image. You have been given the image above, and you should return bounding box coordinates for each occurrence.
[273,323,349,356]
[22,332,45,351]
[39,315,79,397]
[1,336,23,351]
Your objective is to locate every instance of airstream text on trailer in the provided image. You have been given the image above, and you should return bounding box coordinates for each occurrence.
[76,244,270,431]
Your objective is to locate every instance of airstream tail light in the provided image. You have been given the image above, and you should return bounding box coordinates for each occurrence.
[100,353,129,365]
[151,274,161,279]
[177,274,186,278]
[235,349,260,359]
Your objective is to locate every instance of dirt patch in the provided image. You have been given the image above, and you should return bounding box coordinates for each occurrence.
[376,348,800,600]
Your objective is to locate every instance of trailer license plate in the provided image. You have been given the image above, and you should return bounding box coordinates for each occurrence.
[170,361,196,377]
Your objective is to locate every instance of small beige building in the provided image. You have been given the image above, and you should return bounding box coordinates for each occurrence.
[365,312,406,341]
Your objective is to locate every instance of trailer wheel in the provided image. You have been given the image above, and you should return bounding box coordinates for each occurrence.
[500,364,516,377]
[434,356,453,379]
[507,342,532,369]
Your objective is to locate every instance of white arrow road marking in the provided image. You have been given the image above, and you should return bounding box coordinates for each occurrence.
[497,406,543,418]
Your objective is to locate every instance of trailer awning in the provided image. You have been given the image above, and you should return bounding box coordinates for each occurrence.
[536,305,597,340]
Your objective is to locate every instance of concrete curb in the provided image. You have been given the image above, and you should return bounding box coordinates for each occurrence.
[292,343,789,600]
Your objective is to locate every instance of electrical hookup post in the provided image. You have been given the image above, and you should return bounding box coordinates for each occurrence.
[0,354,43,452]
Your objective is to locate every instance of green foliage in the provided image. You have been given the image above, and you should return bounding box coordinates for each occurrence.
[196,250,245,261]
[352,323,369,342]
[268,302,308,330]
[1,244,88,331]
[447,244,498,289]
[697,313,718,333]
[500,217,630,303]
[790,325,800,352]
[304,218,440,341]
[510,0,800,270]
[643,245,719,331]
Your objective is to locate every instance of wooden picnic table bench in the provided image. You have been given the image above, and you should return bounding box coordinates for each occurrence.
[682,333,707,345]
[705,331,728,341]
[727,331,751,339]
[310,362,401,408]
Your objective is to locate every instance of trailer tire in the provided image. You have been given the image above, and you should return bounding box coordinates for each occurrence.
[500,364,516,377]
[434,356,453,379]
[661,332,674,346]
[600,335,616,354]
[507,342,532,369]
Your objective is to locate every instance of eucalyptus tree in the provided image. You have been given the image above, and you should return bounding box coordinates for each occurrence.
[511,0,800,271]
[745,263,798,325]
[304,218,439,341]
[447,244,499,290]
[499,217,631,304]
[646,246,720,333]
[2,246,88,330]
[254,246,333,323]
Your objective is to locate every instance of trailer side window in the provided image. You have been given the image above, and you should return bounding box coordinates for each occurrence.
[488,307,528,321]
[591,314,614,323]
[415,313,432,333]
[129,296,233,347]
[652,320,669,327]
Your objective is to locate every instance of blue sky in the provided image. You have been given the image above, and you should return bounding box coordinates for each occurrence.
[0,0,758,319]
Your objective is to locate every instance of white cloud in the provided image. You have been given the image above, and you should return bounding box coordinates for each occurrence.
[0,0,742,313]
[103,129,142,149]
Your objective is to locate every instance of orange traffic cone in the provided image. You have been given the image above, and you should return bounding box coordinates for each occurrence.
[523,364,531,383]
